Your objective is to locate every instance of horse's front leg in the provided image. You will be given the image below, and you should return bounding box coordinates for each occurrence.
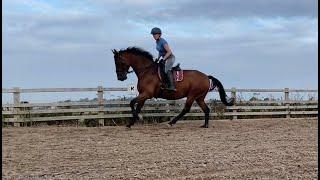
[128,94,148,128]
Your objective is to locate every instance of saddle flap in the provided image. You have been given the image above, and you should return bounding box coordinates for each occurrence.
[157,60,183,82]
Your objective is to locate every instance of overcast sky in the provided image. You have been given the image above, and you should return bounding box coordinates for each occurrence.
[2,0,318,102]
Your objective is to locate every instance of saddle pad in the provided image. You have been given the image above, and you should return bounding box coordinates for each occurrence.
[174,70,183,82]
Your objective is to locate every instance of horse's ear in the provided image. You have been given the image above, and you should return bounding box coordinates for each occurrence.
[112,49,118,54]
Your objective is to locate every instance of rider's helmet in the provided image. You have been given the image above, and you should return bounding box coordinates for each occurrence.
[150,27,162,35]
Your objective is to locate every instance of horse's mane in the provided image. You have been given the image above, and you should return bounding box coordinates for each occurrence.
[119,46,154,62]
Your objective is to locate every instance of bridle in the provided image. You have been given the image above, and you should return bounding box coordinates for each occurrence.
[115,55,133,75]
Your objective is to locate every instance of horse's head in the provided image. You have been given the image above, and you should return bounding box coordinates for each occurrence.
[112,49,130,81]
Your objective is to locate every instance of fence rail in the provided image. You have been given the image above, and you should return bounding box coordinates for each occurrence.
[2,87,318,93]
[2,87,318,127]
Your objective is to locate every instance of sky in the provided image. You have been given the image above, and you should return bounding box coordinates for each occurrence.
[2,0,318,102]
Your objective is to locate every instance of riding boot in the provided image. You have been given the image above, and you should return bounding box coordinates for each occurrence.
[166,71,176,91]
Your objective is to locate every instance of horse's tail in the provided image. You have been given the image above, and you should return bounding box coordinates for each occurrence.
[208,75,235,106]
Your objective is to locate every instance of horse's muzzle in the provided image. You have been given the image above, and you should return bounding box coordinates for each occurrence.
[117,74,127,81]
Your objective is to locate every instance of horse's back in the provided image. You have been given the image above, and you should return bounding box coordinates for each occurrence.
[160,70,210,99]
[154,68,211,100]
[180,70,210,89]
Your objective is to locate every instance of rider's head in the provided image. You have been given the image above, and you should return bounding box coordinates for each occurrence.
[151,27,161,40]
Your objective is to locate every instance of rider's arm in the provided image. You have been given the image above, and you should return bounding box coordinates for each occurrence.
[163,44,172,60]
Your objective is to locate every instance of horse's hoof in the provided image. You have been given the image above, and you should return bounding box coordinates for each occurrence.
[200,125,209,128]
[126,124,132,129]
[168,122,174,127]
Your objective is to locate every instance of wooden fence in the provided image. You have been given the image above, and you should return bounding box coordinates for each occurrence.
[2,87,318,127]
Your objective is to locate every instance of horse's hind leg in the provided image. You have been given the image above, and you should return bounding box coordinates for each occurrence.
[168,97,195,126]
[196,97,210,128]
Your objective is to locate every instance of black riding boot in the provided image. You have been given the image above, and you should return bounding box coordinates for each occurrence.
[166,71,176,91]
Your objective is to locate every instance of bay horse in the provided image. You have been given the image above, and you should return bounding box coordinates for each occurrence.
[112,47,234,128]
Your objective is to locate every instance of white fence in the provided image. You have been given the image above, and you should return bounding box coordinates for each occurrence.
[2,87,318,126]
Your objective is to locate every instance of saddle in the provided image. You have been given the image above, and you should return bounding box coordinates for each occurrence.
[157,59,184,85]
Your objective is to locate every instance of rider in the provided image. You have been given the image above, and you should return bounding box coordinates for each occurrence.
[151,27,176,91]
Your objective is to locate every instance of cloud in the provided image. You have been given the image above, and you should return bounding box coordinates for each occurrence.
[155,0,317,21]
[2,0,318,93]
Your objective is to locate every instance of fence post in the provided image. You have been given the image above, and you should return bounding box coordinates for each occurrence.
[13,87,21,127]
[97,86,105,126]
[284,88,290,119]
[231,87,237,120]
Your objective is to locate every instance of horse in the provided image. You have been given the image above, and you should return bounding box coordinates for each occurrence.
[112,47,234,128]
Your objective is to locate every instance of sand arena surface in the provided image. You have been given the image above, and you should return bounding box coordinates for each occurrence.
[2,118,318,179]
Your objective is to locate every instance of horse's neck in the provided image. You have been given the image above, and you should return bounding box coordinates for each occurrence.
[129,57,155,77]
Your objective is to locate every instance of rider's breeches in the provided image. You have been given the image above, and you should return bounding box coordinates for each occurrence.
[165,54,175,73]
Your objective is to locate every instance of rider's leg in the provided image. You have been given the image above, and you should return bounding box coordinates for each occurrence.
[165,55,176,91]
[166,72,176,91]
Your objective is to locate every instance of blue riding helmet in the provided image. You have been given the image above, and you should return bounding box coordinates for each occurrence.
[151,27,162,35]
